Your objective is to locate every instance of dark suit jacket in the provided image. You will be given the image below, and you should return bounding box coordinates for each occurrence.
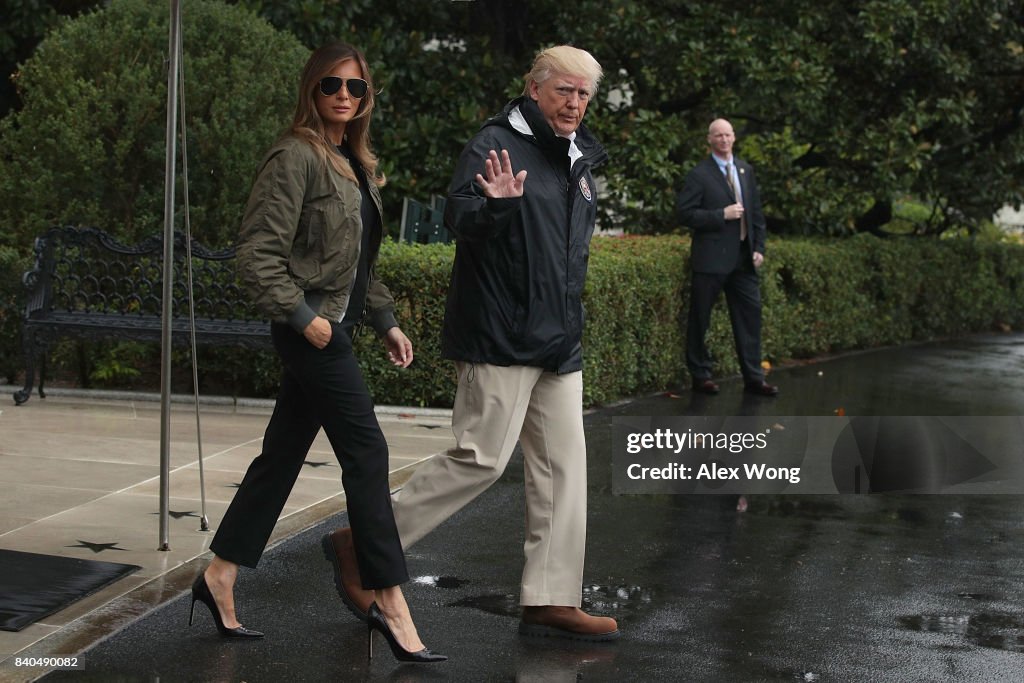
[676,155,766,274]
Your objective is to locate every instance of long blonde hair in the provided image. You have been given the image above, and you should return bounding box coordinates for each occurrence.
[289,43,384,187]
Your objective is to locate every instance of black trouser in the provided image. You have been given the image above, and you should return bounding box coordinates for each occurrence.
[210,322,408,589]
[686,244,764,385]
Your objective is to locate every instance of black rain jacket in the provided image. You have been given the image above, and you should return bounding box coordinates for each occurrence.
[440,96,608,373]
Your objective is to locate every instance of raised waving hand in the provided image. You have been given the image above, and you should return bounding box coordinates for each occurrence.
[475,149,527,198]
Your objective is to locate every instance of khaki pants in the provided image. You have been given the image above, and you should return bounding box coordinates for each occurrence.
[392,362,587,606]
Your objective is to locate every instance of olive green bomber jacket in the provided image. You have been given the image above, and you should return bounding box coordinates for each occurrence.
[236,135,398,336]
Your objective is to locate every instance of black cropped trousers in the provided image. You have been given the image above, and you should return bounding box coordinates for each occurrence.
[210,321,408,589]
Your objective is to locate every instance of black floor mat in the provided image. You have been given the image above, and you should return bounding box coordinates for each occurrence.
[0,549,140,632]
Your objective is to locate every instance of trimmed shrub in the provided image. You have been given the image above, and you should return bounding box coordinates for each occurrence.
[357,235,688,407]
[582,236,686,405]
[757,236,1024,377]
[0,246,31,383]
[360,233,1024,406]
[0,0,308,249]
[354,240,458,408]
[4,232,1022,407]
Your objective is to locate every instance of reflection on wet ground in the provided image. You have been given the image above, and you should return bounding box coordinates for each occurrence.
[899,613,1024,653]
[450,584,655,621]
[449,592,520,619]
[412,575,470,589]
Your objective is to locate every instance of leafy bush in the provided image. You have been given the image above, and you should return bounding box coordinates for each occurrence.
[0,1,106,117]
[358,234,1024,406]
[756,236,1024,377]
[357,236,687,407]
[0,0,308,250]
[0,246,30,383]
[245,0,1024,237]
[582,236,686,405]
[354,240,458,407]
[5,233,1022,407]
[6,1,1023,239]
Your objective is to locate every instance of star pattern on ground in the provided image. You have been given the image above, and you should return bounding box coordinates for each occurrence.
[149,510,200,519]
[303,460,333,468]
[66,540,129,553]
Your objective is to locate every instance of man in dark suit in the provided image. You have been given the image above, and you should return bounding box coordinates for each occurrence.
[676,118,778,396]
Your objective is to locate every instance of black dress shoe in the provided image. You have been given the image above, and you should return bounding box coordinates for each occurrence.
[691,378,720,394]
[744,381,779,397]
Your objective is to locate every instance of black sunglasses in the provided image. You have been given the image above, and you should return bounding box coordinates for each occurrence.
[318,76,368,99]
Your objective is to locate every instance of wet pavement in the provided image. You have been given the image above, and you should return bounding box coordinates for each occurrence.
[31,334,1024,681]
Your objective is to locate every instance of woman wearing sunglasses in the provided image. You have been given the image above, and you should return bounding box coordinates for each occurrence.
[188,42,445,665]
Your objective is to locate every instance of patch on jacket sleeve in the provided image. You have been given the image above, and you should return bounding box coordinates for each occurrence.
[579,177,593,203]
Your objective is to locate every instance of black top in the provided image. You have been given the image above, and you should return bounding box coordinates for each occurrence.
[337,143,378,331]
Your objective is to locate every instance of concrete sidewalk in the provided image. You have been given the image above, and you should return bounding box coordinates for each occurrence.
[0,388,454,680]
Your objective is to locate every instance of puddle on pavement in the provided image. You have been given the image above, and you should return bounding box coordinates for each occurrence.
[898,613,1024,653]
[957,592,997,601]
[412,575,470,589]
[582,583,652,615]
[763,667,822,681]
[450,583,653,619]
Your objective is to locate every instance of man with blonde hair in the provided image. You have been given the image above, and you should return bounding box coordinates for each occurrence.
[325,45,619,641]
[677,118,778,397]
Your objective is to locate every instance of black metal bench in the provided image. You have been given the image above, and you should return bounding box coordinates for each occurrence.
[13,226,270,405]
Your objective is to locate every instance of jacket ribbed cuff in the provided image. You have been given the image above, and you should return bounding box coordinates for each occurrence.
[286,301,317,334]
[367,307,398,337]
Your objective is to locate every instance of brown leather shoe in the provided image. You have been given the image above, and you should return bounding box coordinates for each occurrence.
[321,528,374,622]
[691,378,720,394]
[744,380,779,397]
[519,606,620,642]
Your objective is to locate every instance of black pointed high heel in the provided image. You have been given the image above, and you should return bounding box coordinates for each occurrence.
[366,602,446,663]
[189,574,264,639]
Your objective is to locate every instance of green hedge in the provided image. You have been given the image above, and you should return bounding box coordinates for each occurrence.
[353,241,458,408]
[2,234,1022,407]
[0,246,31,383]
[581,236,685,405]
[358,233,1024,407]
[759,235,1024,366]
[354,236,689,407]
